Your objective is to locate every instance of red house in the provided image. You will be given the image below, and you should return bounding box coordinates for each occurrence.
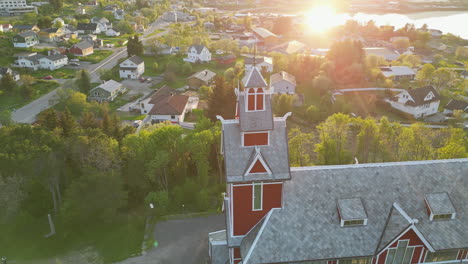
[215,54,236,65]
[208,68,468,264]
[69,41,94,57]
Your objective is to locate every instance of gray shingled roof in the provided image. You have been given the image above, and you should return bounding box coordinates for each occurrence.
[270,71,296,86]
[444,99,468,112]
[337,198,367,221]
[189,44,207,54]
[72,41,93,50]
[126,55,144,65]
[405,86,440,106]
[238,92,274,132]
[425,192,456,215]
[242,67,268,88]
[241,159,468,264]
[77,23,98,31]
[17,30,37,38]
[376,204,412,252]
[222,119,290,183]
[187,69,216,82]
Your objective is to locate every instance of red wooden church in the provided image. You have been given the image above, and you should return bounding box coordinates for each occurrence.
[208,67,468,264]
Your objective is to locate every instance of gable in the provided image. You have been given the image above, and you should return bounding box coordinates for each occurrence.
[250,160,267,173]
[424,92,434,101]
[244,151,272,176]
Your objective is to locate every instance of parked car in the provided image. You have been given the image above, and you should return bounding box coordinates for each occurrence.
[146,78,152,83]
[133,120,143,128]
[139,77,146,83]
[70,62,80,66]
[70,58,80,62]
[43,75,53,80]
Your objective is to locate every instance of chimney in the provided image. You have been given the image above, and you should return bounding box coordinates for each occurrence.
[204,70,208,76]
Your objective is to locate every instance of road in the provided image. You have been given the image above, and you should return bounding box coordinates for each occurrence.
[11,19,170,124]
[115,214,225,264]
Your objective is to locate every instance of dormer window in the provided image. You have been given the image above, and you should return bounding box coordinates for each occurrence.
[247,88,264,111]
[337,198,368,227]
[424,192,456,221]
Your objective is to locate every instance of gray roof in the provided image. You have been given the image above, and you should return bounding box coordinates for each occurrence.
[252,27,278,39]
[222,118,290,183]
[189,44,207,54]
[77,23,98,31]
[188,69,216,82]
[92,80,122,93]
[17,30,37,38]
[241,159,468,264]
[405,86,440,106]
[43,54,67,61]
[270,71,296,86]
[242,67,268,88]
[444,99,468,112]
[425,192,456,215]
[337,198,368,221]
[238,92,274,132]
[376,204,412,252]
[126,55,144,65]
[72,41,93,50]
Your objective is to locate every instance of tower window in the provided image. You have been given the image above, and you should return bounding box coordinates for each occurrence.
[247,88,264,111]
[243,132,268,146]
[252,183,262,211]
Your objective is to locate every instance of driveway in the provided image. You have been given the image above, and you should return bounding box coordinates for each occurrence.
[115,214,226,264]
[11,87,59,123]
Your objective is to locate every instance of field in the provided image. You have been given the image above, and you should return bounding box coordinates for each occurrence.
[0,80,60,110]
[76,50,114,64]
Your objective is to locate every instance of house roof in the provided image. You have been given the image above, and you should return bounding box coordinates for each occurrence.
[42,28,59,33]
[126,55,144,65]
[188,44,207,54]
[241,159,468,264]
[270,40,306,54]
[444,99,468,112]
[380,66,416,77]
[91,17,109,24]
[337,198,367,220]
[187,69,216,82]
[77,23,98,31]
[244,56,272,65]
[405,86,440,106]
[72,41,93,50]
[252,27,278,39]
[0,67,17,76]
[364,47,400,61]
[42,54,67,61]
[242,67,268,88]
[17,30,37,38]
[270,71,296,86]
[13,25,37,30]
[425,192,456,215]
[148,85,189,115]
[92,79,122,93]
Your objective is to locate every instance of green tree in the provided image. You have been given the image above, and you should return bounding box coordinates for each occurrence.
[315,113,353,165]
[288,128,313,166]
[60,108,78,137]
[37,16,52,28]
[152,62,159,72]
[206,77,236,121]
[49,0,63,11]
[37,108,60,130]
[76,70,92,94]
[437,128,467,159]
[199,85,212,100]
[0,110,12,126]
[0,73,17,93]
[0,174,24,222]
[127,35,144,57]
[398,123,435,161]
[355,118,380,163]
[431,68,455,91]
[392,38,410,50]
[416,64,435,86]
[305,105,321,123]
[272,94,293,116]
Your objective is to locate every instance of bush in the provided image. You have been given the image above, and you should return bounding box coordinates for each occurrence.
[152,62,159,72]
[306,105,321,123]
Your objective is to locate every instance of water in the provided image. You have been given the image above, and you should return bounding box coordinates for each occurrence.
[338,11,468,39]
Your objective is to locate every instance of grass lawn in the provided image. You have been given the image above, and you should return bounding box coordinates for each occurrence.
[145,29,165,38]
[20,68,77,79]
[109,96,131,111]
[78,50,113,64]
[0,212,145,263]
[118,112,146,120]
[0,80,59,110]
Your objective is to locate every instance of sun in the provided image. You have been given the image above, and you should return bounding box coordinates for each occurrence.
[305,5,342,33]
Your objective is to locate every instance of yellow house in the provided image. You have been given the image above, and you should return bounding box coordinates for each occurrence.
[38,28,64,43]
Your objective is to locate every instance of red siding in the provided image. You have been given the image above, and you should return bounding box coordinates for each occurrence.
[244,132,268,146]
[233,247,241,258]
[378,249,388,264]
[389,229,425,248]
[250,160,267,173]
[233,183,282,236]
[412,246,423,263]
[69,46,82,55]
[234,260,241,264]
[372,257,376,264]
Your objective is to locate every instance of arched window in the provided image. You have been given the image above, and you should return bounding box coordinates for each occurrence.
[246,88,264,111]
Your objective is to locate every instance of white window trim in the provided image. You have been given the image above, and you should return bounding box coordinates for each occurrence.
[252,182,263,211]
[241,131,270,147]
[384,240,416,264]
[244,87,266,112]
[423,250,460,264]
[340,218,368,227]
[244,150,272,176]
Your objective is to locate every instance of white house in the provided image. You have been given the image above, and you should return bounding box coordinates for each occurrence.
[105,28,120,36]
[388,86,440,118]
[184,44,211,63]
[91,17,111,32]
[244,56,273,73]
[119,55,145,79]
[0,67,20,81]
[380,66,416,81]
[113,9,125,20]
[138,85,190,123]
[38,54,68,70]
[270,71,296,94]
[12,31,39,48]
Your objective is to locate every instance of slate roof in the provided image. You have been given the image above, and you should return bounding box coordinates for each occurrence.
[42,54,67,61]
[244,56,272,65]
[17,31,37,38]
[0,67,17,76]
[126,55,144,65]
[444,99,468,112]
[252,27,278,39]
[405,86,440,107]
[93,80,122,93]
[380,66,416,77]
[270,40,306,54]
[376,204,412,252]
[72,41,93,50]
[147,85,189,115]
[187,69,216,82]
[77,23,98,31]
[189,44,207,54]
[209,230,229,264]
[270,71,296,86]
[364,47,400,61]
[240,159,468,264]
[425,192,456,215]
[337,198,367,220]
[222,118,290,183]
[42,28,59,33]
[242,67,268,88]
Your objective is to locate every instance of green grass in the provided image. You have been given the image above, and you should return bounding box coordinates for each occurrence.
[22,68,77,79]
[145,29,165,38]
[0,80,59,110]
[109,96,131,111]
[77,50,113,64]
[119,112,146,120]
[0,212,145,263]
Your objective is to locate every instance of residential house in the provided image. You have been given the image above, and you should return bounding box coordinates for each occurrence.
[38,28,64,42]
[0,0,36,16]
[270,40,306,55]
[13,24,40,32]
[208,67,468,264]
[76,6,86,14]
[70,41,94,56]
[119,55,144,79]
[364,47,400,61]
[12,31,39,48]
[113,8,125,20]
[380,66,416,81]
[244,56,273,73]
[187,69,216,89]
[140,85,190,123]
[389,86,440,118]
[269,71,296,94]
[461,71,468,79]
[103,4,117,12]
[0,23,13,32]
[232,33,257,48]
[428,29,443,38]
[252,27,279,46]
[443,99,468,117]
[51,17,64,27]
[38,54,68,70]
[204,22,215,30]
[390,36,410,43]
[77,23,100,34]
[184,45,211,63]
[91,17,111,32]
[161,11,189,22]
[105,28,120,36]
[47,47,67,56]
[88,80,124,102]
[0,67,20,81]
[80,34,96,43]
[215,54,236,65]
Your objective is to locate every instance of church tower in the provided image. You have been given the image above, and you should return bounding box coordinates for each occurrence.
[216,67,291,264]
